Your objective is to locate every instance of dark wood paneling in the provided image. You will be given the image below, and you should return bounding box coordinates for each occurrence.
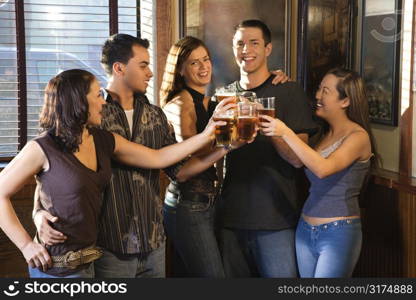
[109,0,119,35]
[354,181,416,277]
[15,0,27,150]
[0,178,36,278]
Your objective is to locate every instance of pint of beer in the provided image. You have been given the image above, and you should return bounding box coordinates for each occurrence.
[213,110,235,147]
[215,87,237,103]
[237,102,257,141]
[256,97,276,121]
[215,92,237,103]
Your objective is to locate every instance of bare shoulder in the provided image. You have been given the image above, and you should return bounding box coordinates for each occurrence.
[163,90,195,114]
[20,140,46,160]
[343,125,372,159]
[347,125,370,142]
[2,140,46,174]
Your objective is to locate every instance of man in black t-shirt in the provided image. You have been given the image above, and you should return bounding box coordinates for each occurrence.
[217,20,317,278]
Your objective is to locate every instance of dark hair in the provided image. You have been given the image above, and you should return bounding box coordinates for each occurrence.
[101,33,150,75]
[160,36,211,106]
[234,19,272,45]
[39,69,95,153]
[323,68,380,168]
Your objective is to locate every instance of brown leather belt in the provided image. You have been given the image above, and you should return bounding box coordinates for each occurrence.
[51,246,103,269]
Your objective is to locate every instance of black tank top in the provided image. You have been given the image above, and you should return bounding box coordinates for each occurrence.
[180,86,217,193]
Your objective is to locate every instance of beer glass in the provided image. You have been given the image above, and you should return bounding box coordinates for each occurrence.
[256,97,276,120]
[213,109,236,147]
[237,102,257,141]
[214,86,237,103]
[238,91,256,103]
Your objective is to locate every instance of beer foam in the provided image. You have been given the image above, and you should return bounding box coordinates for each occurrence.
[216,92,235,97]
[238,116,257,119]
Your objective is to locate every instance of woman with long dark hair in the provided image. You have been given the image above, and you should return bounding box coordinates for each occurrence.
[261,68,378,277]
[160,36,232,278]
[0,69,220,278]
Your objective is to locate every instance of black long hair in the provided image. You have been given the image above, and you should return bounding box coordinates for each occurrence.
[39,69,95,152]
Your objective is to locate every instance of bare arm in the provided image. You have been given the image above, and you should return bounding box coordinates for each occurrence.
[33,186,67,246]
[163,92,213,156]
[0,141,51,270]
[269,134,308,168]
[112,119,217,169]
[261,116,371,178]
[164,94,237,182]
[176,147,228,182]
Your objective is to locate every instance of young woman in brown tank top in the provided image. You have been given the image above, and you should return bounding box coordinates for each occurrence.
[0,69,225,278]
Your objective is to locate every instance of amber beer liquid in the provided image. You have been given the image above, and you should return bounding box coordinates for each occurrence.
[216,94,237,103]
[258,108,275,118]
[237,116,257,141]
[213,116,235,146]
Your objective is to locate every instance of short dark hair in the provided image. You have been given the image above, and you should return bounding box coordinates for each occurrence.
[234,19,272,45]
[101,33,150,75]
[40,69,95,152]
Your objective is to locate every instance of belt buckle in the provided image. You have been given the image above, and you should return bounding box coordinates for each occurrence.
[64,250,81,269]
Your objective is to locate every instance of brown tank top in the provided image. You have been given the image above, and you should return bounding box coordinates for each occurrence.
[34,127,115,276]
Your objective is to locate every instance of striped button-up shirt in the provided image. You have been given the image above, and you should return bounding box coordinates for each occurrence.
[97,92,181,256]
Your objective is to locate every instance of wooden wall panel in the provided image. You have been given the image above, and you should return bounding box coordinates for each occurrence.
[354,182,416,277]
[0,178,36,278]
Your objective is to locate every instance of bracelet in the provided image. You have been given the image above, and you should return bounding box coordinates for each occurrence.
[224,144,234,152]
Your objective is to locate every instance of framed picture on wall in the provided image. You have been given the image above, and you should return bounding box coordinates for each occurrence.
[361,0,402,126]
[297,0,355,99]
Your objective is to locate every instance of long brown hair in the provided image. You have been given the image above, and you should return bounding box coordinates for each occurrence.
[321,68,380,168]
[160,36,211,107]
[39,69,95,152]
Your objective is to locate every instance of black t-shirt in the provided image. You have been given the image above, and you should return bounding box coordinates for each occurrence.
[218,75,317,230]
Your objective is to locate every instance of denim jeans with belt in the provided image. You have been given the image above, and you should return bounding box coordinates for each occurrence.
[295,217,362,278]
[93,244,166,278]
[163,191,225,278]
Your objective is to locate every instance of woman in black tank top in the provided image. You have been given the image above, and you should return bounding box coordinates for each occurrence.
[0,69,221,278]
[160,37,228,278]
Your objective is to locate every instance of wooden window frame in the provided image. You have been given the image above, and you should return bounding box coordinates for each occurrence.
[0,0,122,162]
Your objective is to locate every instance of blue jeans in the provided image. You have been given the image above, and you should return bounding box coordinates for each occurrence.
[163,199,225,278]
[220,228,297,278]
[296,217,362,278]
[93,244,166,278]
[29,263,94,278]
